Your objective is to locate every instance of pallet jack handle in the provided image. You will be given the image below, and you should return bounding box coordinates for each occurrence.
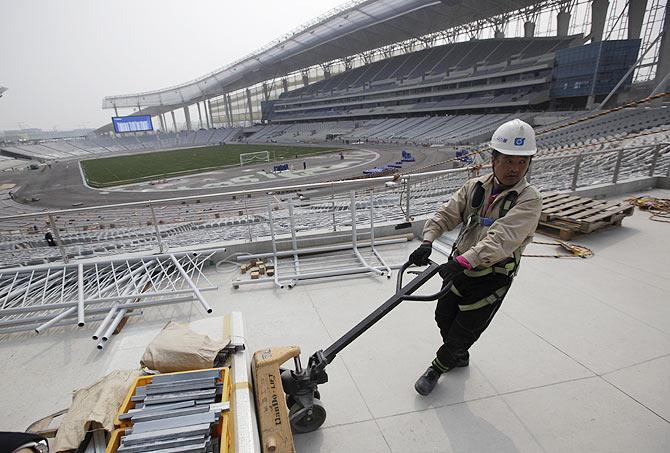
[318,259,452,366]
[276,260,456,437]
[396,261,454,300]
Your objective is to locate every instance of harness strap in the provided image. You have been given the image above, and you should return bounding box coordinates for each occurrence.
[456,285,510,312]
[463,260,516,277]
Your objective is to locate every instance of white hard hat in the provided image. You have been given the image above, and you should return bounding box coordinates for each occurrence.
[490,119,537,156]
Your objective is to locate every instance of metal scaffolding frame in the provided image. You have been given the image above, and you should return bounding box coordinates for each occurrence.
[0,251,218,348]
[234,189,394,289]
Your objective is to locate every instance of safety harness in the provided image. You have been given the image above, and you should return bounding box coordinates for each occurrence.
[451,180,524,311]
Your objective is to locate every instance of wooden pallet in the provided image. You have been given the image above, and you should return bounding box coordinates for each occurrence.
[538,192,634,240]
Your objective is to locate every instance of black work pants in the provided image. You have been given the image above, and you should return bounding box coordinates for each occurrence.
[434,272,511,371]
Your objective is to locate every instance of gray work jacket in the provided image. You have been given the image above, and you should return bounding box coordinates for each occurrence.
[422,173,542,269]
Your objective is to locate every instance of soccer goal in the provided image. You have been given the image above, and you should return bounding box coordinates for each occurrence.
[239,150,271,167]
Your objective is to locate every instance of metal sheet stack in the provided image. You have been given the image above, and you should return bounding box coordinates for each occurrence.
[115,369,228,453]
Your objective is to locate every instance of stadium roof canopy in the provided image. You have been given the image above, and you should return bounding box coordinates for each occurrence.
[102,0,543,112]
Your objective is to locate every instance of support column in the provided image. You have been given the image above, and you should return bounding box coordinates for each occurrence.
[302,72,309,87]
[158,114,166,131]
[170,110,178,132]
[207,100,215,128]
[227,95,234,127]
[113,105,119,117]
[224,95,232,127]
[245,88,254,124]
[282,78,289,93]
[524,21,535,38]
[586,42,605,109]
[183,105,192,131]
[323,67,331,79]
[628,0,648,40]
[557,11,571,37]
[590,0,610,42]
[654,4,670,90]
[196,102,203,129]
[262,83,270,101]
[494,30,505,39]
[203,101,210,128]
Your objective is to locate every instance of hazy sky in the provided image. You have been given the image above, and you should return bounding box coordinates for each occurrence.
[0,0,347,131]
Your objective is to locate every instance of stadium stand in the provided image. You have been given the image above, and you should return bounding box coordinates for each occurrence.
[536,107,670,149]
[1,129,668,268]
[0,128,243,161]
[267,36,579,122]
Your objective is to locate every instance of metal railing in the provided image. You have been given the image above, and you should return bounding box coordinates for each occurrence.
[0,143,668,269]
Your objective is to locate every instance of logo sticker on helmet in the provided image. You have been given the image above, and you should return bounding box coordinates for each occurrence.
[514,137,525,146]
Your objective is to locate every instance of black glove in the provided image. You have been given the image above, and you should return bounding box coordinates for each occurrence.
[409,242,432,266]
[438,258,464,281]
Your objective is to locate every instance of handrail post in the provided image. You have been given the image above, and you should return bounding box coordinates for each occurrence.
[244,198,253,242]
[148,202,165,253]
[649,144,661,177]
[612,148,624,183]
[405,175,411,222]
[47,213,68,264]
[570,154,582,191]
[331,183,337,232]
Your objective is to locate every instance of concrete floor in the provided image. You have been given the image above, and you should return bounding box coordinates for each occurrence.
[0,189,668,452]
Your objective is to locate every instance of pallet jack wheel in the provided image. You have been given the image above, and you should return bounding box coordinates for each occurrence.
[289,398,327,433]
[286,390,320,409]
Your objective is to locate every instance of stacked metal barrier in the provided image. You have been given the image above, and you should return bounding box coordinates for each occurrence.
[0,251,217,347]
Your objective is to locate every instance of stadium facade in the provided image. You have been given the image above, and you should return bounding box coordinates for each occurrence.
[98,0,669,133]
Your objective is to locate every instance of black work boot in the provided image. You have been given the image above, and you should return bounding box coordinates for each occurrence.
[414,366,442,395]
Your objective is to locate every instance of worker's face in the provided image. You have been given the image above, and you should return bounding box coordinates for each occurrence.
[492,153,531,187]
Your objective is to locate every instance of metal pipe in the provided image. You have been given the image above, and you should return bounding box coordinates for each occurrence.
[35,306,77,333]
[237,236,411,261]
[92,304,118,340]
[0,311,142,335]
[77,263,85,326]
[234,265,395,286]
[169,254,213,313]
[0,295,197,328]
[101,308,127,342]
[0,281,215,316]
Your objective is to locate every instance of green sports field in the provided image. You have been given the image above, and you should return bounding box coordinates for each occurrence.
[80,144,344,188]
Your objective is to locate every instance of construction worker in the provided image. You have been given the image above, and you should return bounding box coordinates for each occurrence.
[409,118,542,396]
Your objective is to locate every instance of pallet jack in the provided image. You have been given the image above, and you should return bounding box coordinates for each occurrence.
[251,260,451,452]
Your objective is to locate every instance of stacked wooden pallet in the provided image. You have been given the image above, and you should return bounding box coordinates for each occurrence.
[538,193,634,239]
